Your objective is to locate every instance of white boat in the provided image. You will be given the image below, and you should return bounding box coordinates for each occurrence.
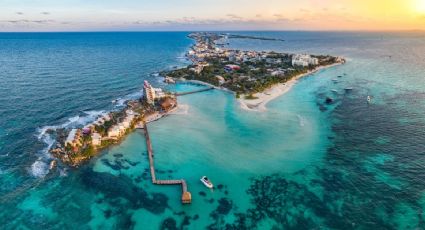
[200,176,213,189]
[367,96,371,103]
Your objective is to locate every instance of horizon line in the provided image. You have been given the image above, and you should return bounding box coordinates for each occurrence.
[0,29,424,33]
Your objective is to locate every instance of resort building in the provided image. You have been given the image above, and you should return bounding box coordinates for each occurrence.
[292,54,319,67]
[144,80,156,105]
[144,80,167,105]
[108,126,121,138]
[65,129,77,146]
[91,132,102,147]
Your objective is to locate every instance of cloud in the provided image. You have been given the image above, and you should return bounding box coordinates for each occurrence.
[16,12,24,15]
[226,14,243,20]
[299,8,310,13]
[3,19,55,24]
[41,12,50,15]
[255,14,262,18]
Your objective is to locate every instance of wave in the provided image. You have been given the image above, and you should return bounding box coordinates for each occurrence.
[30,159,49,178]
[113,91,143,107]
[33,110,107,177]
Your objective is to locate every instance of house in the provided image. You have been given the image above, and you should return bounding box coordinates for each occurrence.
[65,129,79,147]
[224,64,241,72]
[108,126,121,138]
[160,97,177,111]
[215,75,225,85]
[91,132,102,147]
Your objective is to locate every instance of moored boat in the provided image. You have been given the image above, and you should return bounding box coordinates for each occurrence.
[200,176,213,189]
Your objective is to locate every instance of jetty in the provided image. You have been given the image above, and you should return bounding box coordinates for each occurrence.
[142,122,192,204]
[174,87,214,96]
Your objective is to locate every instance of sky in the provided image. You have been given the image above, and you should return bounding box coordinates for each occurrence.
[0,0,425,31]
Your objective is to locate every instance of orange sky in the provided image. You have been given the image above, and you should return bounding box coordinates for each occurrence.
[0,0,424,31]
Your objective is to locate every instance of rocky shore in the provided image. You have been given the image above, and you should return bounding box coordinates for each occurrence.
[49,90,177,167]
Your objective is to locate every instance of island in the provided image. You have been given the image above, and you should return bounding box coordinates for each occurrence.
[49,32,345,167]
[163,32,345,110]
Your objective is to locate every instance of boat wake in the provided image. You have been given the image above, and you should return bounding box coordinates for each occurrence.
[297,115,306,127]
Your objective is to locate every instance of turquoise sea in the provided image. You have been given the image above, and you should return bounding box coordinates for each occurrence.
[0,31,425,229]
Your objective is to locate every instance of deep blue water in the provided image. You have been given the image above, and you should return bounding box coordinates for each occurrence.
[0,31,425,229]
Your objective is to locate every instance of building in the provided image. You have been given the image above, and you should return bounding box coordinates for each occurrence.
[144,80,156,105]
[271,70,286,77]
[108,126,121,138]
[224,64,241,72]
[91,132,102,147]
[160,97,177,111]
[215,75,225,85]
[65,129,78,147]
[292,54,319,67]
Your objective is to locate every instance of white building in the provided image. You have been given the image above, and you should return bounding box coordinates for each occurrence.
[292,54,319,67]
[144,80,156,105]
[65,129,77,147]
[108,126,121,138]
[91,132,102,147]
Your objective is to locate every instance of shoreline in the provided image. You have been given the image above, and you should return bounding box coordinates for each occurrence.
[238,62,343,112]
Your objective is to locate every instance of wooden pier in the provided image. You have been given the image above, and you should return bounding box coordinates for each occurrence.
[142,122,192,204]
[174,87,214,96]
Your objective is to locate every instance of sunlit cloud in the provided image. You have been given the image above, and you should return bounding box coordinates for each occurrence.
[0,0,424,31]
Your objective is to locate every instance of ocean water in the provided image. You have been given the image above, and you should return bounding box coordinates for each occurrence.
[0,31,425,229]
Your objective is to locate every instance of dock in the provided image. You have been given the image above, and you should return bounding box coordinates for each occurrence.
[142,122,192,204]
[174,87,214,96]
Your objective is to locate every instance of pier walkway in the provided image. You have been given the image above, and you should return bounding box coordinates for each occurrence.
[142,122,192,204]
[174,87,214,96]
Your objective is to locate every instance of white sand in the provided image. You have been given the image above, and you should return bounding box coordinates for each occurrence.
[238,63,342,112]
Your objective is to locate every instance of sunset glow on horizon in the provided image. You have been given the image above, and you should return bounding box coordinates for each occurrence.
[0,0,424,31]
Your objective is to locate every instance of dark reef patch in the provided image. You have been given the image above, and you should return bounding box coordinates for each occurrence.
[113,153,124,158]
[80,168,168,214]
[199,191,206,197]
[160,217,178,230]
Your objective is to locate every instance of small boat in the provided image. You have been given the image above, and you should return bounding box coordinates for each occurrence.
[367,96,371,103]
[200,176,213,189]
[331,89,338,93]
[344,87,353,91]
[112,99,118,104]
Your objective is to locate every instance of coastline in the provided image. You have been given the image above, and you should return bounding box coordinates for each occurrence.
[238,62,343,112]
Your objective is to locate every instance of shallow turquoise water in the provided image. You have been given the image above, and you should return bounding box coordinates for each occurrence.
[1,32,425,229]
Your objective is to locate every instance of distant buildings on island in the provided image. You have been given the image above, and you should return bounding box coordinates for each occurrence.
[184,33,344,85]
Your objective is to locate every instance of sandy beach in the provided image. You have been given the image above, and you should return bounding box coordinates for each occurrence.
[238,63,342,112]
